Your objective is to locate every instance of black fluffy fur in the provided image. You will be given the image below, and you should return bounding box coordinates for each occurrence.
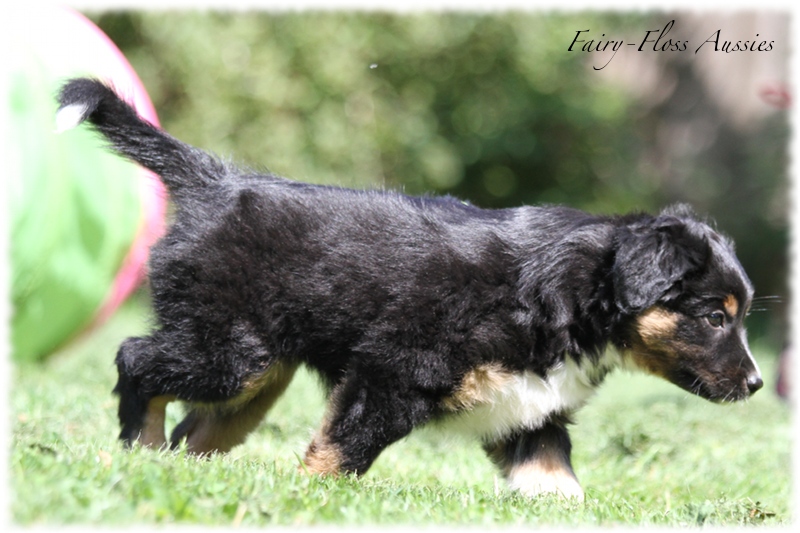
[57,78,762,496]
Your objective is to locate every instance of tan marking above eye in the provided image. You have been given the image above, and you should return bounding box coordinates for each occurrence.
[723,294,739,317]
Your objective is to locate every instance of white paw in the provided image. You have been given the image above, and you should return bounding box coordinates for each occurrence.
[507,465,585,501]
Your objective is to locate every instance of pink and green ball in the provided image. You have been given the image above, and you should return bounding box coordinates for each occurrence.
[10,7,166,362]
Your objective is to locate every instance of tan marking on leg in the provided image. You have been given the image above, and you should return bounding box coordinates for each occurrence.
[178,362,297,454]
[723,294,738,317]
[302,435,343,476]
[140,395,175,448]
[441,363,513,412]
[301,381,348,476]
[227,361,297,411]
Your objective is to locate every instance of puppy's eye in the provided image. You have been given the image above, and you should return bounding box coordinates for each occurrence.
[706,312,725,328]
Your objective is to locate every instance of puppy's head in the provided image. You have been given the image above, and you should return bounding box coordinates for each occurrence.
[613,204,761,402]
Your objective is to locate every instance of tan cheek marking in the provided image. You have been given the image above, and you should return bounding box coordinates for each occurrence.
[441,363,513,411]
[635,307,678,343]
[723,294,738,318]
[629,307,682,378]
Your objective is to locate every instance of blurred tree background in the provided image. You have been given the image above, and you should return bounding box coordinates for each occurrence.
[89,10,789,351]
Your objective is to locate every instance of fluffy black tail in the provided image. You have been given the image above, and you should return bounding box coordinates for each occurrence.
[56,78,226,197]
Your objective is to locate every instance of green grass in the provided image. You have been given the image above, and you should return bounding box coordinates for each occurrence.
[11,294,792,526]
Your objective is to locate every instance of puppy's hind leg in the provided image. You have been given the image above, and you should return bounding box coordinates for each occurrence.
[114,336,176,449]
[170,362,297,455]
[115,324,293,454]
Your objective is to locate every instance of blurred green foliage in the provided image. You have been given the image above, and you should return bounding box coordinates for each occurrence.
[90,11,788,348]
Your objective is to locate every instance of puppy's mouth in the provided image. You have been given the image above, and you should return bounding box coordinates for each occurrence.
[667,368,759,403]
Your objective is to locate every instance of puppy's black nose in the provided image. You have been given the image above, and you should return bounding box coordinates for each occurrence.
[746,373,764,394]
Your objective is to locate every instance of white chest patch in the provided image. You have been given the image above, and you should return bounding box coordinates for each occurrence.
[439,352,622,440]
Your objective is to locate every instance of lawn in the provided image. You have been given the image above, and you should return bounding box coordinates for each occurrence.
[10,293,792,526]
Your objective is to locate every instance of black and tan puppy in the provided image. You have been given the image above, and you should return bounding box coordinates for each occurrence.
[57,78,762,500]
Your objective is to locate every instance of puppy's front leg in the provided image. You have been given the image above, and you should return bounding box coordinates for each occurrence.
[303,369,437,476]
[485,416,584,501]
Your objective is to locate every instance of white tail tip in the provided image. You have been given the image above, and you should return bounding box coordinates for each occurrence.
[54,103,89,134]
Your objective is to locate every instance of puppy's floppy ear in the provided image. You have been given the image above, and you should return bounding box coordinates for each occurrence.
[613,214,709,313]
